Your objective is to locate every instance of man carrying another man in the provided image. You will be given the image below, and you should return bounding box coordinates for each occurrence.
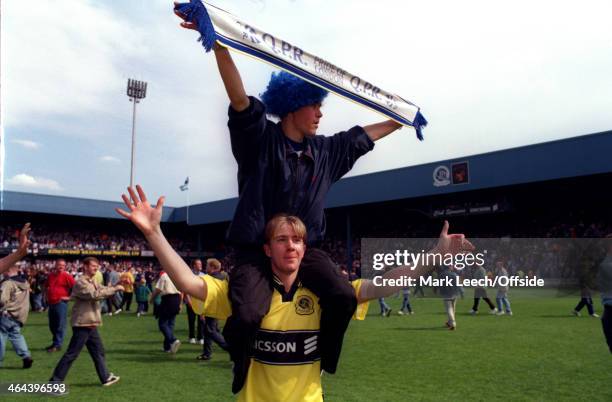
[116,185,474,401]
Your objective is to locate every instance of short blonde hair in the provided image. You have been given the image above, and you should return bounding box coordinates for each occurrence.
[206,258,221,270]
[264,214,307,244]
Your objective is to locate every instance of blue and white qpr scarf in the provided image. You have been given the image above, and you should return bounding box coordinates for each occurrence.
[175,0,428,140]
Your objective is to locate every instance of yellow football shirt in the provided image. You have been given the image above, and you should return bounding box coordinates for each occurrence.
[191,275,369,402]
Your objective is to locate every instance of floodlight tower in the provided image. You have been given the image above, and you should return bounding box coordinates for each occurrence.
[126,79,148,187]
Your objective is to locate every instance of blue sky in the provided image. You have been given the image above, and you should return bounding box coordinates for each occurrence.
[2,0,612,207]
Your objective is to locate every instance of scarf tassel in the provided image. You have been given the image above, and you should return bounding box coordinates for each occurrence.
[413,111,428,141]
[175,0,216,52]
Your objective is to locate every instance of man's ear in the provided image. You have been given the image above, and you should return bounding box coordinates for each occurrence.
[263,244,272,258]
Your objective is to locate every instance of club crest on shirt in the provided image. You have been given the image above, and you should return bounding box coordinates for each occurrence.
[295,295,314,315]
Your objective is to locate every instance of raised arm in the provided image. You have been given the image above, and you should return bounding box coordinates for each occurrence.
[363,120,403,142]
[115,185,207,300]
[174,3,250,112]
[356,221,474,303]
[0,223,31,275]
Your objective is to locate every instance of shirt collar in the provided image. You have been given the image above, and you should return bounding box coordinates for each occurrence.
[271,274,301,302]
[280,125,314,160]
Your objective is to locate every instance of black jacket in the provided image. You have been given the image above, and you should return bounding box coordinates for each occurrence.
[226,97,374,246]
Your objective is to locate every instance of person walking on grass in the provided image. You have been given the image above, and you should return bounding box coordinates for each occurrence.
[49,257,122,387]
[495,260,513,316]
[397,287,413,315]
[469,264,496,315]
[135,277,152,317]
[0,263,33,369]
[45,259,75,353]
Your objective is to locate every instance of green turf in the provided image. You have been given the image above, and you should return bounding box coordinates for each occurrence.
[1,291,610,401]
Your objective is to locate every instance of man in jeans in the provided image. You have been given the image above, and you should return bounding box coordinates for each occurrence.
[49,257,122,387]
[0,263,33,368]
[45,259,75,352]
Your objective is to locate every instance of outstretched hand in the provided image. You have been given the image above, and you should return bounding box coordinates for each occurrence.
[18,223,31,254]
[115,185,165,237]
[434,220,475,256]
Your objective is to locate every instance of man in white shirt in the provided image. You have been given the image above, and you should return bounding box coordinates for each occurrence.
[150,272,182,354]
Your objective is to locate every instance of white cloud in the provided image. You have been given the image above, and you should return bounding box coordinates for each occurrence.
[99,155,120,164]
[11,139,41,149]
[7,174,63,191]
[2,0,148,130]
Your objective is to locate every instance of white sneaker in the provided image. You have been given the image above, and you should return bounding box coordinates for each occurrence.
[490,308,498,315]
[189,338,197,344]
[496,311,505,316]
[199,339,204,345]
[103,373,120,387]
[170,339,181,354]
[114,309,122,315]
[469,309,477,315]
[107,312,113,316]
[507,311,513,316]
[572,310,581,317]
[591,313,600,318]
[397,310,405,316]
[137,313,141,317]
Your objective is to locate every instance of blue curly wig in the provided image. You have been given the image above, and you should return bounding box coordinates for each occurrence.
[260,71,329,118]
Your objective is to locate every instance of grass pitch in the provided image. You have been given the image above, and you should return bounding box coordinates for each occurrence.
[1,289,610,401]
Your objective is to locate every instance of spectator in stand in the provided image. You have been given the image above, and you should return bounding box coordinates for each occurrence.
[150,271,182,354]
[0,263,34,369]
[185,259,205,344]
[45,259,75,352]
[119,267,135,312]
[196,258,229,360]
[49,257,122,388]
[135,277,151,317]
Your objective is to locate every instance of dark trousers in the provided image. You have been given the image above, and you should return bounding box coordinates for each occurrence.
[224,247,356,393]
[48,301,68,348]
[575,297,595,315]
[202,316,228,357]
[106,295,121,313]
[186,304,203,340]
[472,297,495,311]
[120,292,133,311]
[158,314,177,351]
[602,305,612,353]
[136,301,149,314]
[50,327,110,384]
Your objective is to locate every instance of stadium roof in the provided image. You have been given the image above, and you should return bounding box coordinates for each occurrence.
[3,130,611,224]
